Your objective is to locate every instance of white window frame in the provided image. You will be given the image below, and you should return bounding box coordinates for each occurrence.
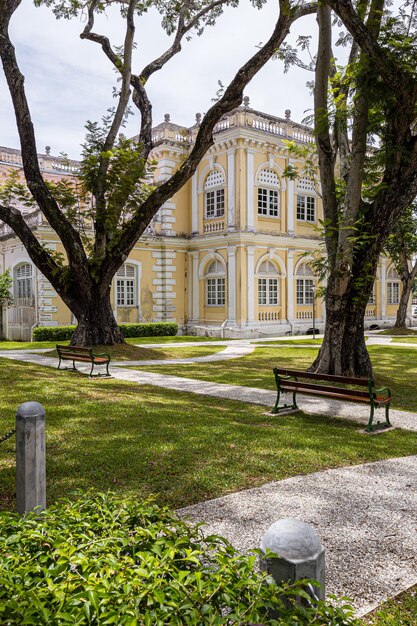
[205,188,225,219]
[296,278,314,305]
[387,281,400,305]
[116,264,137,307]
[14,263,33,301]
[204,170,225,220]
[296,194,316,222]
[205,260,226,306]
[257,187,280,218]
[257,260,280,305]
[256,168,280,219]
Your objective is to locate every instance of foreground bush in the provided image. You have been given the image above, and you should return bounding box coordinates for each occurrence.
[32,322,178,342]
[0,493,359,625]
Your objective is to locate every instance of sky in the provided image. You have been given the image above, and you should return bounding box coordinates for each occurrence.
[0,0,320,160]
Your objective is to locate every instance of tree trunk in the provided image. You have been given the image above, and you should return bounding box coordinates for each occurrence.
[67,286,125,346]
[310,276,373,378]
[394,276,413,327]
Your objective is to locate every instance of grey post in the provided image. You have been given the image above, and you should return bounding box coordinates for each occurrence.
[16,402,46,515]
[260,518,325,602]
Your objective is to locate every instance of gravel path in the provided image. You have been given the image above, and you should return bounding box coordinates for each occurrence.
[180,456,417,616]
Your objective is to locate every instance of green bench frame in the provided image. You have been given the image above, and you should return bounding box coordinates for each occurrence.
[56,345,111,378]
[272,367,392,432]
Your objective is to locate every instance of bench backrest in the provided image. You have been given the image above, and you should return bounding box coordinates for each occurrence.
[273,368,371,386]
[273,368,374,399]
[57,345,92,355]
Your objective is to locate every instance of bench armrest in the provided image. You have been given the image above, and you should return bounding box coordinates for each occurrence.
[375,385,391,399]
[92,351,111,361]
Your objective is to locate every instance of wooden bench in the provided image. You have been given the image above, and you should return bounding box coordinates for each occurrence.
[56,345,111,377]
[272,367,392,432]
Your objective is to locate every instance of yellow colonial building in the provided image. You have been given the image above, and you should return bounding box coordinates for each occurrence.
[0,104,405,340]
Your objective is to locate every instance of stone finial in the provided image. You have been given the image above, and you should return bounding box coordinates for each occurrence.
[195,112,202,125]
[164,113,171,123]
[243,95,250,108]
[285,109,291,120]
[45,146,51,155]
[260,518,325,602]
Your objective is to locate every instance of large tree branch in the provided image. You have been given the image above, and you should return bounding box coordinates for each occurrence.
[140,0,231,82]
[0,204,63,288]
[342,0,384,234]
[326,0,410,93]
[0,0,89,277]
[99,0,318,283]
[94,0,136,257]
[314,3,338,269]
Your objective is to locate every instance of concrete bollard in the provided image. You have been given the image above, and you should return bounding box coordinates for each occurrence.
[260,518,325,602]
[15,402,46,515]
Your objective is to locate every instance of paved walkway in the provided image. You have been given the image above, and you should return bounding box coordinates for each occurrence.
[180,455,417,616]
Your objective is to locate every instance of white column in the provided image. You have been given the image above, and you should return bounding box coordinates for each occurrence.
[246,149,255,232]
[192,172,198,234]
[227,148,235,230]
[227,246,236,322]
[287,250,295,321]
[192,251,200,321]
[287,158,295,234]
[247,246,255,323]
[381,257,387,318]
[187,252,192,321]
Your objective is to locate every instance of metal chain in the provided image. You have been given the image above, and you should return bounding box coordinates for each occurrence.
[0,427,16,444]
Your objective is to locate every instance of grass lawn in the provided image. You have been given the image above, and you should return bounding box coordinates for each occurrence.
[364,584,417,625]
[133,345,417,413]
[0,335,228,352]
[378,327,417,336]
[253,338,323,345]
[43,343,226,361]
[1,358,417,512]
[391,336,417,344]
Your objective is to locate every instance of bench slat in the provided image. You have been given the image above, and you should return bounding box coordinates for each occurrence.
[274,368,370,386]
[280,379,370,398]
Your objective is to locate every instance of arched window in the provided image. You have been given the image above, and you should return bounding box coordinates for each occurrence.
[116,263,137,307]
[296,178,316,222]
[258,260,279,305]
[14,263,33,301]
[205,259,226,306]
[204,170,225,219]
[387,267,400,304]
[257,168,280,218]
[296,263,314,305]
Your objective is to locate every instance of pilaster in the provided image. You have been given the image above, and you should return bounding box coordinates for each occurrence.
[191,251,200,321]
[246,149,255,232]
[192,171,198,234]
[381,257,387,318]
[246,245,255,323]
[227,246,236,322]
[227,148,236,230]
[287,250,295,321]
[287,158,295,234]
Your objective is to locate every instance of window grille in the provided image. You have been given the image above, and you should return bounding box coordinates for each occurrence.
[296,194,316,222]
[15,263,33,300]
[116,263,136,306]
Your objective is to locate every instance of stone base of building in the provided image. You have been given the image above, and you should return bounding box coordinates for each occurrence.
[184,316,403,339]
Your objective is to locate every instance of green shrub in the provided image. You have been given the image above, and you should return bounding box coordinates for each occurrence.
[32,325,76,341]
[32,322,178,342]
[0,493,358,625]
